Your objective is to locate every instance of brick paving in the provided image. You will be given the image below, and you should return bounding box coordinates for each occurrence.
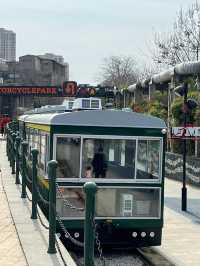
[155,178,200,266]
[0,140,28,266]
[0,139,76,266]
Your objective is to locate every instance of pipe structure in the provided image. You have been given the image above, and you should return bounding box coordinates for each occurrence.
[175,61,200,76]
[152,68,174,84]
[127,61,200,91]
[127,82,141,93]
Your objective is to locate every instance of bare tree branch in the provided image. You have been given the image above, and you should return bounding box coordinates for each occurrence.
[152,2,200,67]
[99,56,139,89]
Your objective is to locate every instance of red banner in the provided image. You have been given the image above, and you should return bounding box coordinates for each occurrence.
[0,81,77,97]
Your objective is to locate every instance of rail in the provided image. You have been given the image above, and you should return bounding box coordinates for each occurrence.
[5,121,104,266]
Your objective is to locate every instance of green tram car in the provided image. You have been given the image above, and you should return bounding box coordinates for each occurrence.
[18,98,166,248]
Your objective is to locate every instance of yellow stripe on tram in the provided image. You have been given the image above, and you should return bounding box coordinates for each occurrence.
[26,123,50,132]
[38,175,49,189]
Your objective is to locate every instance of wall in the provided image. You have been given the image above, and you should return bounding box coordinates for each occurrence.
[165,152,200,186]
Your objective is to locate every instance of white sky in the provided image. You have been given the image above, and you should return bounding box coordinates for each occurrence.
[0,0,195,84]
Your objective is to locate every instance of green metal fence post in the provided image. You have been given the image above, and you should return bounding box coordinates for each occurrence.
[9,130,13,166]
[11,133,16,174]
[6,127,9,157]
[15,135,21,184]
[47,160,58,254]
[6,126,8,156]
[7,128,10,159]
[83,182,97,266]
[21,141,28,198]
[31,149,39,219]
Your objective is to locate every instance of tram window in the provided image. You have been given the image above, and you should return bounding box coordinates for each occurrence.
[38,133,49,175]
[34,130,41,151]
[96,188,160,218]
[56,137,81,178]
[82,138,136,179]
[136,139,161,179]
[26,128,32,158]
[56,187,160,218]
[40,134,46,172]
[29,129,34,149]
[19,122,24,138]
[56,187,85,217]
[30,129,38,149]
[46,135,50,172]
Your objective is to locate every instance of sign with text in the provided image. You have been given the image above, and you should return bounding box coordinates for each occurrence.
[0,81,77,97]
[171,127,200,139]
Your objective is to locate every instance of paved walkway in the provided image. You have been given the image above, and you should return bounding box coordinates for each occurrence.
[155,178,200,266]
[0,168,27,266]
[0,139,76,266]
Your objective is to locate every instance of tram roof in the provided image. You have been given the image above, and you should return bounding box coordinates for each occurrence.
[20,110,166,129]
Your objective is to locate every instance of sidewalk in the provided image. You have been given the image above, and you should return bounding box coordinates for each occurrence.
[0,168,28,266]
[155,178,200,266]
[0,140,76,266]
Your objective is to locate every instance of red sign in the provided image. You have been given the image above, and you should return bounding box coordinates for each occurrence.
[0,86,58,95]
[0,81,77,97]
[171,127,200,139]
[63,81,77,96]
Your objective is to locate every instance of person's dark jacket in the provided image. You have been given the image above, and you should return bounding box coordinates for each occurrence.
[92,152,107,177]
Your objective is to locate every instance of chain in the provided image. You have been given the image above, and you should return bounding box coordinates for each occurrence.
[24,165,32,184]
[36,206,49,230]
[56,183,84,212]
[56,214,84,247]
[93,221,106,266]
[19,160,23,174]
[26,191,32,202]
[36,185,49,205]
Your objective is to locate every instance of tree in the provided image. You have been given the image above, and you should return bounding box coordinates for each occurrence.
[99,55,139,89]
[148,101,167,121]
[131,90,168,121]
[152,1,200,67]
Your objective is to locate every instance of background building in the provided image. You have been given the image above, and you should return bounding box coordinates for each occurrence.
[5,54,69,85]
[0,28,16,61]
[0,53,70,117]
[39,53,64,64]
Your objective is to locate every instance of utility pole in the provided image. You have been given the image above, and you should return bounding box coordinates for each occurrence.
[182,83,188,211]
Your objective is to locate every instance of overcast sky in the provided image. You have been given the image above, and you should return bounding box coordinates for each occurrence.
[0,0,195,84]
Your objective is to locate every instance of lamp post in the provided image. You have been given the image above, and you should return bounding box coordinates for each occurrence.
[182,84,188,211]
[174,82,198,211]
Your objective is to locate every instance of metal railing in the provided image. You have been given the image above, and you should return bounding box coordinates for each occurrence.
[5,122,103,266]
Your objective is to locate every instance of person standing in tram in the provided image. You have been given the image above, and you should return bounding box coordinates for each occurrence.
[92,146,107,178]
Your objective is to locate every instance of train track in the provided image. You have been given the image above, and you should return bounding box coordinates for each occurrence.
[69,247,175,266]
[137,247,175,266]
[70,248,148,266]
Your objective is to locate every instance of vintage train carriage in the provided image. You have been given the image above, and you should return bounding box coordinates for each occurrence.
[19,108,166,248]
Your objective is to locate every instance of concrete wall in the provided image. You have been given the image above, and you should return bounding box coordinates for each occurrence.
[165,152,200,186]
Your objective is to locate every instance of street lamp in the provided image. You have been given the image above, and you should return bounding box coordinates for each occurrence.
[174,82,198,211]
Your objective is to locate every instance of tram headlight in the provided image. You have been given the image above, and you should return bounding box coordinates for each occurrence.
[161,128,167,134]
[141,232,146,237]
[74,232,80,238]
[132,232,137,238]
[150,232,155,238]
[65,233,69,238]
